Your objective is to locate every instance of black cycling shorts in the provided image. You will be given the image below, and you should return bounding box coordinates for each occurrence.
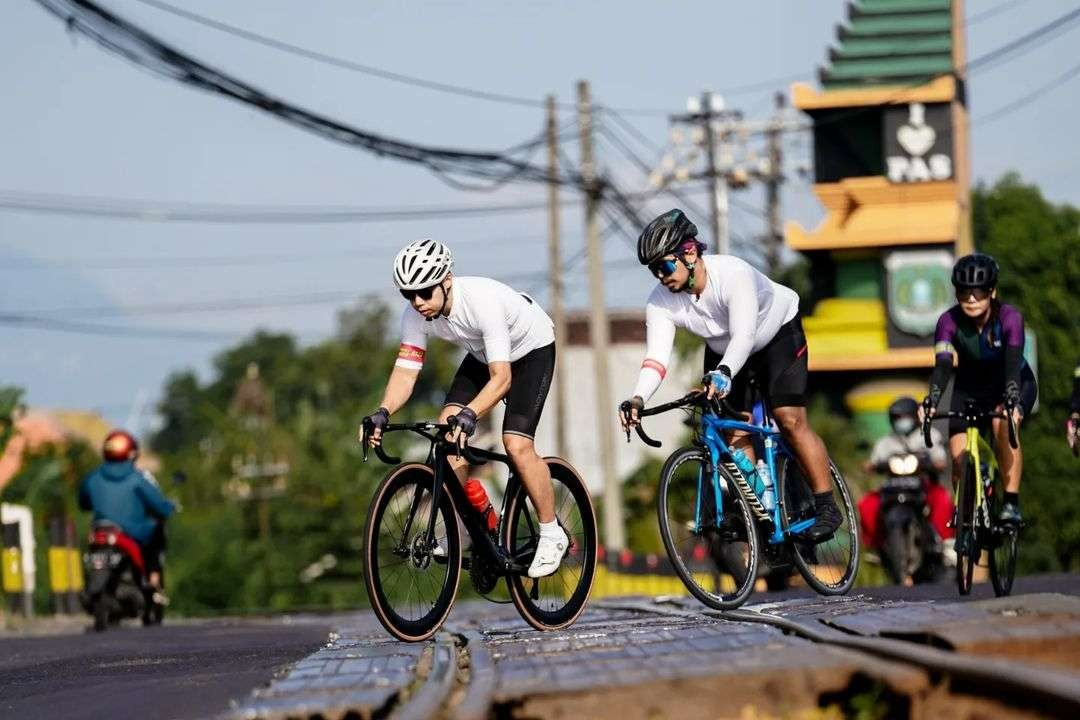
[948,365,1038,437]
[444,343,555,439]
[704,314,808,412]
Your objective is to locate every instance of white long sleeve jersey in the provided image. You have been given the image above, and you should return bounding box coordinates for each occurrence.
[632,254,799,401]
[395,276,554,370]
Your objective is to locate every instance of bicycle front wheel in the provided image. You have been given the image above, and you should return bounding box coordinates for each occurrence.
[780,455,859,596]
[504,458,597,632]
[363,463,461,642]
[657,446,759,610]
[955,454,976,596]
[987,460,1018,597]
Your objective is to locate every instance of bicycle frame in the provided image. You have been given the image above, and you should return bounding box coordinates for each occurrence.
[367,423,533,576]
[690,406,815,545]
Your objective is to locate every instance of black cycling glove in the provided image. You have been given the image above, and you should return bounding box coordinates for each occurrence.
[450,407,478,437]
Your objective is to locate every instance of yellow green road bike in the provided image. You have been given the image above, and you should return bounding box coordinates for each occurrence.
[923,398,1019,597]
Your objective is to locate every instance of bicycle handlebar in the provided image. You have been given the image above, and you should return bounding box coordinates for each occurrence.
[920,398,1019,450]
[360,419,487,466]
[622,391,745,449]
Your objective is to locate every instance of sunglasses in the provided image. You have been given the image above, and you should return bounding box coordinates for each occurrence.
[649,257,680,279]
[400,285,440,302]
[956,287,991,302]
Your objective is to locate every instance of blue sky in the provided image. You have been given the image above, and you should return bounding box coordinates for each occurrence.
[2,0,1077,434]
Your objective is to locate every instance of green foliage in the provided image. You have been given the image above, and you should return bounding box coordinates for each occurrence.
[148,299,465,614]
[974,173,1080,572]
[0,386,25,455]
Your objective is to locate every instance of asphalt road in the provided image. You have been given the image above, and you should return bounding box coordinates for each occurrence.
[0,617,331,720]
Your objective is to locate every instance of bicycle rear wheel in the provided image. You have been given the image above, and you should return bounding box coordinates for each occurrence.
[781,456,859,595]
[987,461,1018,597]
[504,458,597,631]
[657,446,758,609]
[363,464,461,642]
[954,454,976,596]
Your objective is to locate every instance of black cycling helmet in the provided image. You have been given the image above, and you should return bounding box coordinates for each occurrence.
[951,253,999,290]
[637,209,698,266]
[888,397,919,423]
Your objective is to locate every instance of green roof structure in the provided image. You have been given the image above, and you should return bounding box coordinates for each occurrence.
[820,0,955,89]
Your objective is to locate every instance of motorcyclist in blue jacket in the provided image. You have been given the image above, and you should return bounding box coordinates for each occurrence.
[78,430,175,591]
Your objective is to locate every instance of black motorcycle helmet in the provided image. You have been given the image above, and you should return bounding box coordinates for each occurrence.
[888,397,919,434]
[637,209,698,266]
[951,253,999,290]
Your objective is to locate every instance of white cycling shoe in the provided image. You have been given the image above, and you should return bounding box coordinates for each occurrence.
[527,526,569,578]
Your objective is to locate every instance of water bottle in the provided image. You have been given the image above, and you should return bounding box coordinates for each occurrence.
[730,449,764,496]
[757,459,776,512]
[464,478,499,532]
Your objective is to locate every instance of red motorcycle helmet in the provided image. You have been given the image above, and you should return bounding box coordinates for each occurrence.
[102,430,139,462]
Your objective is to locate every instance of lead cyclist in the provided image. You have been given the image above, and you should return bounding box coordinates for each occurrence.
[359,239,567,578]
[617,209,843,543]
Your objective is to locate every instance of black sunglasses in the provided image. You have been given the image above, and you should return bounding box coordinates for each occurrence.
[400,284,440,301]
[956,287,991,301]
[648,257,680,279]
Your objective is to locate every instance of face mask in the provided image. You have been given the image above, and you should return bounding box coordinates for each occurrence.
[893,417,916,434]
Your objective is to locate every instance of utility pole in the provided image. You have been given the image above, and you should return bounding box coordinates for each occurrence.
[764,91,785,276]
[546,95,568,459]
[662,92,803,266]
[670,91,739,256]
[577,79,624,553]
[701,91,730,256]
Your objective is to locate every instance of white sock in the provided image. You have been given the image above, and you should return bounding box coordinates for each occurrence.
[539,519,563,538]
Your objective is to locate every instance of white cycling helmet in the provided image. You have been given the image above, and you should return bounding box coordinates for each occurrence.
[392,239,454,290]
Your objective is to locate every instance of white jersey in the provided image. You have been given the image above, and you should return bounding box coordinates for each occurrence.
[632,254,799,401]
[395,276,554,369]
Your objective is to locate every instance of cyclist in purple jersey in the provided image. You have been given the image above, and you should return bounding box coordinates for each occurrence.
[922,253,1037,526]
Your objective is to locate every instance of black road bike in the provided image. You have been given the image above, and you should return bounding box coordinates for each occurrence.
[361,419,597,642]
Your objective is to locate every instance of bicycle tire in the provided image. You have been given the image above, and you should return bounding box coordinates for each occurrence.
[987,461,1018,597]
[363,463,461,642]
[656,446,759,610]
[504,457,597,631]
[782,457,860,595]
[955,454,976,596]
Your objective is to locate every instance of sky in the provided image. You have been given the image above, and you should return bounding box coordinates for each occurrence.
[2,0,1077,435]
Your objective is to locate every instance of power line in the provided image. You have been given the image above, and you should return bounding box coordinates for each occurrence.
[974,58,1080,125]
[966,6,1080,74]
[968,0,1033,26]
[131,0,809,118]
[0,189,583,224]
[34,0,583,190]
[0,313,236,341]
[2,234,551,270]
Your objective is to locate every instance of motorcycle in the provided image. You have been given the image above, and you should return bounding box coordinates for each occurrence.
[80,521,163,631]
[876,453,943,585]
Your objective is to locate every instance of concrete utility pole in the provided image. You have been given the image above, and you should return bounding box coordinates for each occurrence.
[546,95,568,459]
[764,92,786,276]
[577,79,624,552]
[701,92,730,256]
[663,91,803,269]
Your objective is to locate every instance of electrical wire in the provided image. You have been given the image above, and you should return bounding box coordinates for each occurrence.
[0,189,583,224]
[33,0,584,191]
[973,57,1080,125]
[0,312,237,341]
[968,0,1033,26]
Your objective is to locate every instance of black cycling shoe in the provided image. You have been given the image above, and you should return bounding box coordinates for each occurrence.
[998,502,1022,528]
[800,497,843,543]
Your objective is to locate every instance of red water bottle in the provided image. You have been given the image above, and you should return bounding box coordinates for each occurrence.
[464,478,499,532]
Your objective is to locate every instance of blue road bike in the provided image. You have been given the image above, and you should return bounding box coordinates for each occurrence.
[627,390,860,609]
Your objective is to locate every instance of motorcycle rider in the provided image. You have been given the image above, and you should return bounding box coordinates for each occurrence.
[858,397,953,561]
[78,430,174,594]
